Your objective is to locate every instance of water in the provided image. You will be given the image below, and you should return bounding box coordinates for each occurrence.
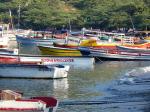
[0,44,150,112]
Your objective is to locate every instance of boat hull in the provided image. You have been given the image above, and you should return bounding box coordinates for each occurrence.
[38,46,91,56]
[91,49,150,61]
[16,35,65,46]
[0,53,95,69]
[0,64,68,79]
[116,45,150,52]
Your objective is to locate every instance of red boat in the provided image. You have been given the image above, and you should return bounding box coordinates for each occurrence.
[0,90,58,112]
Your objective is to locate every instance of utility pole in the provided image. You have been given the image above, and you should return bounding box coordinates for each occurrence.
[129,15,135,31]
[9,9,13,29]
[17,3,21,29]
[69,18,71,33]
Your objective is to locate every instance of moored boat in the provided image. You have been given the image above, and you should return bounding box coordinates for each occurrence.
[0,64,69,79]
[38,46,91,56]
[0,89,58,112]
[0,24,10,48]
[116,45,150,52]
[53,37,120,50]
[90,48,150,61]
[0,53,95,68]
[16,33,65,46]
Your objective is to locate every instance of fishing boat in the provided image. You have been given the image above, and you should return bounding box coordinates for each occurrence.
[53,36,121,50]
[38,46,91,56]
[0,64,69,79]
[0,89,58,112]
[0,53,95,68]
[54,29,149,51]
[90,49,150,61]
[53,29,127,50]
[134,31,150,42]
[16,33,65,46]
[0,24,10,48]
[116,45,150,52]
[0,48,19,55]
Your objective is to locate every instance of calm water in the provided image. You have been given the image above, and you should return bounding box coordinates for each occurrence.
[1,44,150,112]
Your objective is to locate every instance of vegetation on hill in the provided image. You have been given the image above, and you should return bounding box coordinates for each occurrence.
[0,0,149,30]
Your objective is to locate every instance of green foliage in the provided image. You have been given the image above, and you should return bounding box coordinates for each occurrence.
[0,0,149,30]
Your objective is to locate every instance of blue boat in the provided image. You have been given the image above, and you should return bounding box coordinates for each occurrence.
[16,35,65,46]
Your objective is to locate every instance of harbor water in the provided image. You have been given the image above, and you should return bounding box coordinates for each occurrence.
[0,44,150,112]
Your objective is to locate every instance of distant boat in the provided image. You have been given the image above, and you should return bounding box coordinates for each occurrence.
[16,33,65,46]
[38,46,91,56]
[0,64,69,79]
[90,48,150,61]
[0,89,58,112]
[0,24,10,48]
[117,45,150,52]
[116,42,150,52]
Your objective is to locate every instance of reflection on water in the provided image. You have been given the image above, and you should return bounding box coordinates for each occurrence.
[0,78,69,99]
[53,78,69,99]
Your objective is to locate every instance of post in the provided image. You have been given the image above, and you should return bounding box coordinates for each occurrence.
[17,3,21,30]
[69,19,71,33]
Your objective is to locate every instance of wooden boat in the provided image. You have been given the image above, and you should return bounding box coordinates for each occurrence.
[134,31,150,42]
[116,45,150,52]
[0,48,19,55]
[90,49,150,61]
[38,46,91,56]
[16,34,65,46]
[0,53,95,68]
[53,38,120,50]
[0,89,58,112]
[0,64,69,79]
[53,30,126,50]
[54,30,149,51]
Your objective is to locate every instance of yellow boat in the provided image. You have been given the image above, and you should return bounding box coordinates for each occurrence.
[38,46,90,56]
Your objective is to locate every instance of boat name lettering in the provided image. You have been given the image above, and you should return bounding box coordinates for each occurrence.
[42,58,74,62]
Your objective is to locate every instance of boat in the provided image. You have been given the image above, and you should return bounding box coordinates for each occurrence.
[133,31,150,42]
[0,64,69,79]
[53,36,121,50]
[16,32,65,46]
[54,29,149,51]
[90,48,150,61]
[53,29,127,50]
[38,46,91,56]
[116,45,150,52]
[0,48,18,55]
[0,53,95,68]
[0,89,58,112]
[0,24,10,48]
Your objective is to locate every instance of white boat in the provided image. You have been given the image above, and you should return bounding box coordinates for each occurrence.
[0,24,10,48]
[90,48,150,61]
[0,53,95,68]
[0,64,69,79]
[0,90,58,112]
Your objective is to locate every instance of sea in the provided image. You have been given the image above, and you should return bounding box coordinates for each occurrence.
[0,43,150,112]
